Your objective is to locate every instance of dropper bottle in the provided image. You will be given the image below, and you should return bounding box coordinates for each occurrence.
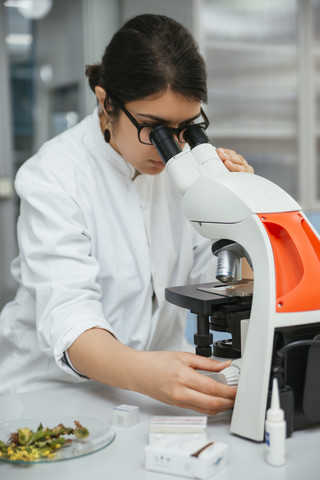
[265,377,286,466]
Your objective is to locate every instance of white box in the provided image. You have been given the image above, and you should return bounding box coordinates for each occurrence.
[149,416,207,434]
[149,416,208,445]
[149,432,208,445]
[145,436,228,479]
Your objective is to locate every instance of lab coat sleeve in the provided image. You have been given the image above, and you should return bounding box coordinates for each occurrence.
[15,171,118,377]
[189,229,216,284]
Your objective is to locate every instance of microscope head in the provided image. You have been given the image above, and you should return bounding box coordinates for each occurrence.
[149,124,210,164]
[150,124,252,285]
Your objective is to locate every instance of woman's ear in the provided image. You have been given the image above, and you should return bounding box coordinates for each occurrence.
[95,86,106,108]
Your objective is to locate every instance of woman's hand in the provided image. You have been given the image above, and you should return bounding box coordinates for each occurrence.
[136,350,236,415]
[69,329,236,416]
[217,148,254,174]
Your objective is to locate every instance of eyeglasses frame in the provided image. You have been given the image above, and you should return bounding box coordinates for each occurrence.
[105,91,210,145]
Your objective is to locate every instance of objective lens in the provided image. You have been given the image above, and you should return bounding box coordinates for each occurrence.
[216,250,238,283]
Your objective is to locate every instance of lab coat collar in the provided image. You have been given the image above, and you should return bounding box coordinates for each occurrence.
[90,108,136,180]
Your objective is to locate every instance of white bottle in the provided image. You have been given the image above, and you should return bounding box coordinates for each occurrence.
[265,378,286,466]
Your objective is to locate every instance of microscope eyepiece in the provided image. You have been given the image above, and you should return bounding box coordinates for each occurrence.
[149,126,182,164]
[183,124,210,149]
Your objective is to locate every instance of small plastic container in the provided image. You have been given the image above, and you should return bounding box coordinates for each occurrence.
[111,404,140,428]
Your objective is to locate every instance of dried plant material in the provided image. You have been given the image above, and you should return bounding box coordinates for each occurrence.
[0,421,89,462]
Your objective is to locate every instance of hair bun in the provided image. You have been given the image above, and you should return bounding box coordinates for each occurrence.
[85,63,102,93]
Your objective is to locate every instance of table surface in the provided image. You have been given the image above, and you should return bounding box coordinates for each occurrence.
[0,381,319,480]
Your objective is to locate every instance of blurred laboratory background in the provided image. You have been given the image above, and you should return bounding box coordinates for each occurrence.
[1,0,320,309]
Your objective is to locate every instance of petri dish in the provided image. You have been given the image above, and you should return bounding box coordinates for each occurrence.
[0,415,116,464]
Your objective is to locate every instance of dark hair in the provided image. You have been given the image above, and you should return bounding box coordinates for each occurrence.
[85,14,207,116]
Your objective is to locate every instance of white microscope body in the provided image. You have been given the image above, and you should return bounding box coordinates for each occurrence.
[151,126,320,441]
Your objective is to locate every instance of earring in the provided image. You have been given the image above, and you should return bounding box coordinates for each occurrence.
[104,128,111,143]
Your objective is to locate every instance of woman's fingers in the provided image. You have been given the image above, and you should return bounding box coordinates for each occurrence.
[140,351,237,414]
[167,352,237,400]
[217,147,254,174]
[161,354,237,413]
[189,370,236,400]
[170,381,235,415]
[181,351,231,371]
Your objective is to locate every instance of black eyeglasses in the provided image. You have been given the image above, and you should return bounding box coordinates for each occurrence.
[105,91,210,145]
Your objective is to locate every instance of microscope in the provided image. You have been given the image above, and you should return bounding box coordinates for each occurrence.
[150,124,320,442]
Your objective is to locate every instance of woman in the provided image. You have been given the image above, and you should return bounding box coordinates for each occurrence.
[0,14,253,414]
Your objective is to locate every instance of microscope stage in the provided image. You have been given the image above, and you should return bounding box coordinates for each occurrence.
[198,280,253,298]
[165,280,253,315]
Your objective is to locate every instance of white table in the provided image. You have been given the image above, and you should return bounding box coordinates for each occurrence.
[0,381,319,480]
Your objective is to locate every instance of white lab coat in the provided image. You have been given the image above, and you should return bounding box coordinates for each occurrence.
[0,109,214,395]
